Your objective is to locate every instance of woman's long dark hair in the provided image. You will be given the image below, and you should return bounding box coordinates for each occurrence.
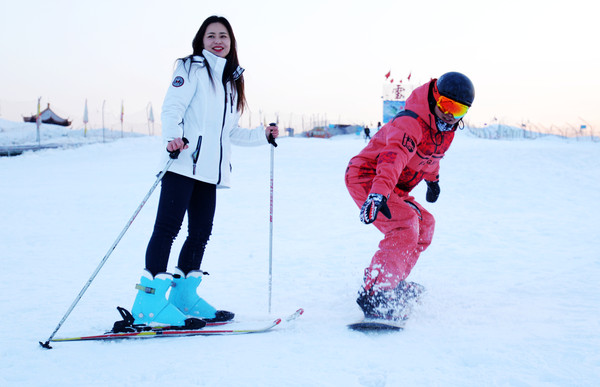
[186,16,246,113]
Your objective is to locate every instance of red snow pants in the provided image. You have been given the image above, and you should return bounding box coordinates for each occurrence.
[345,165,435,293]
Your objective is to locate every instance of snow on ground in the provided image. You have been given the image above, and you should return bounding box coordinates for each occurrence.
[0,123,598,386]
[0,118,144,150]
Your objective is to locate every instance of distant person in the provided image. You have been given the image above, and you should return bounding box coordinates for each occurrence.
[130,16,279,328]
[376,121,382,133]
[345,72,475,322]
[364,126,371,141]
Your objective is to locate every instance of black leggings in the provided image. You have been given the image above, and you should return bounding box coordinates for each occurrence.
[145,172,216,277]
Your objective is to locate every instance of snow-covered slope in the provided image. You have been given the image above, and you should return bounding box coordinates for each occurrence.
[0,130,598,386]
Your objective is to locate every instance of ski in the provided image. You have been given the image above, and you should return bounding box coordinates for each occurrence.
[51,308,304,344]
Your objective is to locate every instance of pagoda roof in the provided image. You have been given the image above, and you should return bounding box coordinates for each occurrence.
[23,103,71,127]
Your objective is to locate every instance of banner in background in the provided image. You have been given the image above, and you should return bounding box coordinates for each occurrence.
[383,100,406,124]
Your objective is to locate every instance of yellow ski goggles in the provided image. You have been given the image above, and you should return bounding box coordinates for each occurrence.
[433,82,470,119]
[436,95,469,119]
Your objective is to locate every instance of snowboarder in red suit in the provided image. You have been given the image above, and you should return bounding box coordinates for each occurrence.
[345,72,475,321]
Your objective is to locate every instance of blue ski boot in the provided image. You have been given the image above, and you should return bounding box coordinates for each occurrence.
[169,267,234,323]
[131,270,192,327]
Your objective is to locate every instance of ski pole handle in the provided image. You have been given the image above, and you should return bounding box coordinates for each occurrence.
[169,137,189,159]
[267,123,278,147]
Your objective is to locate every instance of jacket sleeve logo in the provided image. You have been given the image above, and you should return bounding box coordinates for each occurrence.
[402,134,416,152]
[172,76,185,87]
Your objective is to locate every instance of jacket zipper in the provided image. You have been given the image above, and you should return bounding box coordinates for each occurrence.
[217,85,227,184]
[191,136,202,175]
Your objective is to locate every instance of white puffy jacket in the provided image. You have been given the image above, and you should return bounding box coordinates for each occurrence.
[160,49,267,188]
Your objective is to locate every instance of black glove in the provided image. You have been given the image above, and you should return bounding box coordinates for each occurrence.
[360,194,392,224]
[425,181,440,203]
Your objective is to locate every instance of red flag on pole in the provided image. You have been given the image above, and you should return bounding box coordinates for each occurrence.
[407,72,412,81]
[385,71,391,79]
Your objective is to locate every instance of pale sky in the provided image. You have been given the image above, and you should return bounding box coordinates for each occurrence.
[1,0,598,132]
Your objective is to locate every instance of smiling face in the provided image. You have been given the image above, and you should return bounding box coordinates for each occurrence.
[203,22,231,58]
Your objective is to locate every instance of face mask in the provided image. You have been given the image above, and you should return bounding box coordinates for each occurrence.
[435,117,455,132]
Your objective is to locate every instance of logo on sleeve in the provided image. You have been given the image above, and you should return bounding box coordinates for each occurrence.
[172,76,184,87]
[402,134,416,152]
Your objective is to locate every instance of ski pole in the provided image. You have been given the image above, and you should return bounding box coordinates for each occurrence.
[40,139,188,349]
[267,123,277,314]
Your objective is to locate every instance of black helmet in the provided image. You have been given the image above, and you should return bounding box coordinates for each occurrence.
[436,72,475,107]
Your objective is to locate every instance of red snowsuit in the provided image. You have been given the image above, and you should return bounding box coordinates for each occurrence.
[345,79,455,293]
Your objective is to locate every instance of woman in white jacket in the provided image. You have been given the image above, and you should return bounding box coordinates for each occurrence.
[131,16,279,328]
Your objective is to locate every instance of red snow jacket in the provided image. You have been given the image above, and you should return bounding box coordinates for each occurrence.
[348,79,456,198]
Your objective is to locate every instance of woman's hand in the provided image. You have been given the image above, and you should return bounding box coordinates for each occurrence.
[265,124,279,139]
[167,137,189,152]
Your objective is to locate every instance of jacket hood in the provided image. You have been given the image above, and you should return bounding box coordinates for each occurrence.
[405,80,436,127]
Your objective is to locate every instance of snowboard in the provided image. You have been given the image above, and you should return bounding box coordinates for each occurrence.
[348,318,405,332]
[349,281,425,333]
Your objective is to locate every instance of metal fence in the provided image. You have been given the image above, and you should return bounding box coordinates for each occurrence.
[465,123,599,142]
